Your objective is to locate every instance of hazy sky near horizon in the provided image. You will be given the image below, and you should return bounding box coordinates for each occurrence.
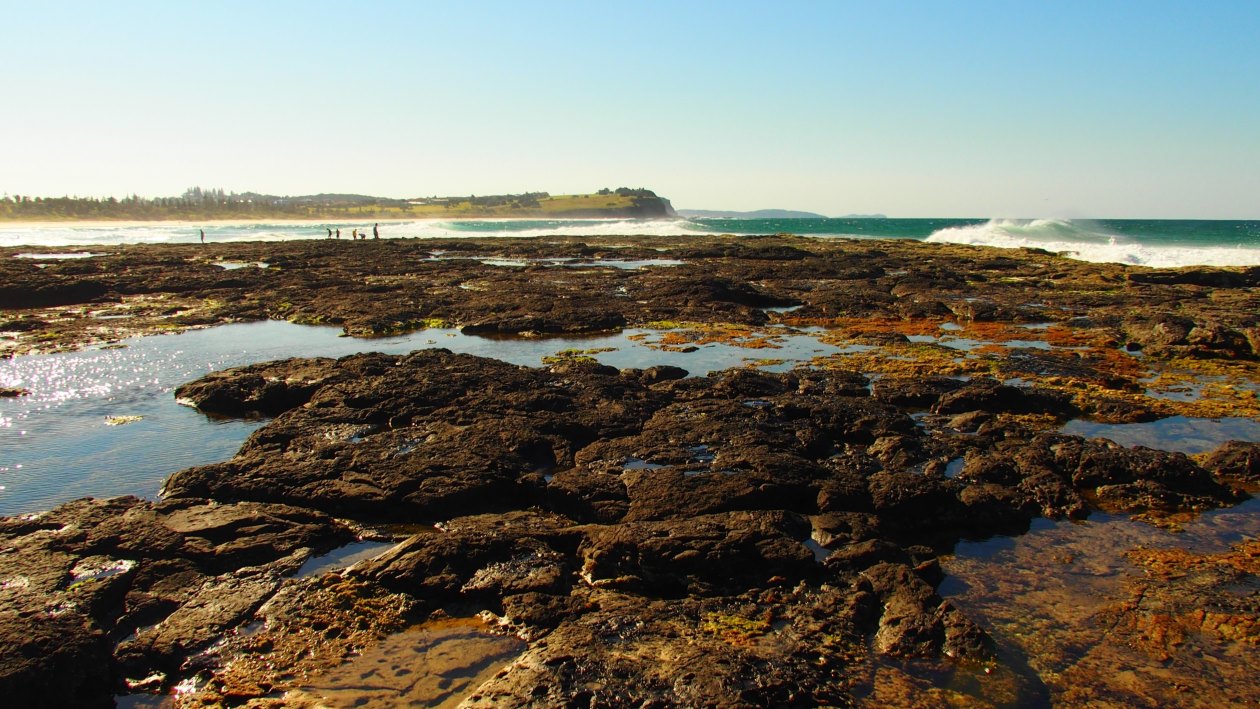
[2,1,1257,218]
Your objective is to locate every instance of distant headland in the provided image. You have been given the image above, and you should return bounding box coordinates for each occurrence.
[0,187,675,221]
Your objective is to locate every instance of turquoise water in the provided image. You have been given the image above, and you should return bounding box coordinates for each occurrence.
[4,218,1258,267]
[691,217,1259,243]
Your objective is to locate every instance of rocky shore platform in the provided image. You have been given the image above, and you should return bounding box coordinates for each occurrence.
[2,234,1259,706]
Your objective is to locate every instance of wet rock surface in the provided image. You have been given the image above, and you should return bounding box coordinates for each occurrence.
[9,350,1251,705]
[0,496,354,706]
[2,234,1258,706]
[2,234,1257,361]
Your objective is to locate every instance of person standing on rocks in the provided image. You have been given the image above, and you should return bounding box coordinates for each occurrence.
[335,228,341,239]
[373,223,379,239]
[327,227,332,238]
[199,229,205,244]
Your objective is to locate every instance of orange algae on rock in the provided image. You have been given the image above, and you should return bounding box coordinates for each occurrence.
[188,576,418,705]
[636,322,794,350]
[1103,540,1260,662]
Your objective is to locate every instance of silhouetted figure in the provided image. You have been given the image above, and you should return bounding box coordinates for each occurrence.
[373,223,379,239]
[352,229,358,240]
[199,229,205,244]
[327,227,332,238]
[336,228,341,239]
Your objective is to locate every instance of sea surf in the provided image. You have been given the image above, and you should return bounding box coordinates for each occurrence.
[2,217,1258,268]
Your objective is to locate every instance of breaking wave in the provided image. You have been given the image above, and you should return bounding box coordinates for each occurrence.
[4,217,1258,268]
[925,218,1260,268]
[0,219,717,248]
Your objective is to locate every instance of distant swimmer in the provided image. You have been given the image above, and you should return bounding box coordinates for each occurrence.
[199,229,205,244]
[373,223,379,239]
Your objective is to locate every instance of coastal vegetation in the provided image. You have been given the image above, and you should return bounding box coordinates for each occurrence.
[0,186,673,221]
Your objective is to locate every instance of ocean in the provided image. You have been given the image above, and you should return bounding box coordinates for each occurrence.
[2,217,1259,269]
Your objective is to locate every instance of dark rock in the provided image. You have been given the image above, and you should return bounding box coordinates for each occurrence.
[1123,315,1255,359]
[872,376,966,408]
[467,587,868,707]
[867,472,964,534]
[0,495,354,699]
[0,610,115,709]
[116,573,282,675]
[354,511,580,600]
[173,356,345,416]
[164,350,668,519]
[810,511,884,547]
[824,538,909,572]
[577,510,815,596]
[462,311,627,336]
[861,562,991,660]
[631,364,689,384]
[1127,267,1260,288]
[0,279,108,309]
[1199,440,1260,484]
[932,377,1077,417]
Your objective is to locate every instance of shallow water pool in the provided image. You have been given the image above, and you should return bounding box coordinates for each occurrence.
[1060,415,1260,454]
[940,497,1260,706]
[0,320,840,516]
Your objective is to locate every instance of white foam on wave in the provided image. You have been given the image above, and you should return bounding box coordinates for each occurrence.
[925,218,1260,268]
[0,219,718,247]
[413,218,709,240]
[7,218,1257,270]
[0,224,190,248]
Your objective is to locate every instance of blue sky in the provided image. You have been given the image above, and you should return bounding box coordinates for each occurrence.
[2,1,1257,217]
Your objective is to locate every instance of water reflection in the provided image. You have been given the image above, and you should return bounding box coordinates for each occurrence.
[290,617,524,708]
[0,320,840,515]
[941,498,1260,706]
[1061,415,1260,454]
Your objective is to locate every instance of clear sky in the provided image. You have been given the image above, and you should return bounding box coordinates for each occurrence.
[2,1,1257,217]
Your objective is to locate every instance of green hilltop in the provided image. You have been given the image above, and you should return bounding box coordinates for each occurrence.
[0,187,674,221]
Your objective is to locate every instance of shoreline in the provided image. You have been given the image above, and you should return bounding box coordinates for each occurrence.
[0,215,687,229]
[0,217,444,229]
[4,218,1260,271]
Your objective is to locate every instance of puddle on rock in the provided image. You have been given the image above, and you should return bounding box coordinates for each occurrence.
[1061,415,1260,454]
[212,261,269,270]
[940,499,1260,707]
[295,540,397,577]
[563,258,684,270]
[686,444,715,463]
[114,693,173,708]
[763,304,804,314]
[907,334,1052,352]
[288,616,524,708]
[803,538,831,562]
[15,251,103,260]
[426,255,683,270]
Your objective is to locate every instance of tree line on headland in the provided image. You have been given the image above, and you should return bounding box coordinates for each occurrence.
[0,187,673,221]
